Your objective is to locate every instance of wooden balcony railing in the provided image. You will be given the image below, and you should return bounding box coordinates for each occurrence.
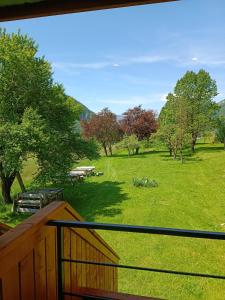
[0,201,119,300]
[47,219,225,299]
[1,201,225,300]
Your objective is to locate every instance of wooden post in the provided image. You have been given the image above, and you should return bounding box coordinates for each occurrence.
[16,172,26,192]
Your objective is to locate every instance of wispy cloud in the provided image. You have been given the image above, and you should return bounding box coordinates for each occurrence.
[178,55,225,67]
[53,51,225,72]
[52,54,170,72]
[97,93,168,106]
[52,61,110,70]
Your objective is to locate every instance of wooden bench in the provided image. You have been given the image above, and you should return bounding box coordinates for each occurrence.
[14,188,64,213]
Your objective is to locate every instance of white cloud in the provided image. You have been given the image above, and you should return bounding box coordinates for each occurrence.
[192,57,198,61]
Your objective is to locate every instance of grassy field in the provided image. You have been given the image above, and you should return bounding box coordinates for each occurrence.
[1,143,225,299]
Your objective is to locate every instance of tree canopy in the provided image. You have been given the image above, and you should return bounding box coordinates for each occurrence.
[120,105,157,140]
[158,70,218,161]
[81,108,121,156]
[0,29,98,203]
[174,70,218,152]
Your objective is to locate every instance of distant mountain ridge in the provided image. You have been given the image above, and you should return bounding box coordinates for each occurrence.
[72,97,94,121]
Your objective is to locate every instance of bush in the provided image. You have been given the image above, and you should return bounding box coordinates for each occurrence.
[116,134,140,155]
[132,177,158,188]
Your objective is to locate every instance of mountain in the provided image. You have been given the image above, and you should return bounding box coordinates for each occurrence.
[69,96,94,121]
[78,101,94,121]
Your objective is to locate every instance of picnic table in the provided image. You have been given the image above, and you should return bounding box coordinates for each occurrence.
[74,166,95,175]
[68,170,86,184]
[69,170,86,177]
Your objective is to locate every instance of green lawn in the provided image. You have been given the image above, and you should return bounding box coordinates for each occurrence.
[1,143,225,299]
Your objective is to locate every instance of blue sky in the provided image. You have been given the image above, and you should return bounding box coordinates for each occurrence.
[1,0,225,114]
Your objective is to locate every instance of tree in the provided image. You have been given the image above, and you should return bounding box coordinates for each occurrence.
[0,30,98,204]
[116,134,140,156]
[216,116,225,150]
[120,105,157,154]
[158,93,191,162]
[158,94,176,156]
[81,108,121,156]
[174,70,218,152]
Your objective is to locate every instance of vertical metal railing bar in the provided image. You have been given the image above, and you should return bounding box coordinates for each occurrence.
[57,226,63,300]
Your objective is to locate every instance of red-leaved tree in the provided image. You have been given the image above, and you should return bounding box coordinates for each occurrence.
[121,105,158,139]
[120,105,157,153]
[81,108,121,156]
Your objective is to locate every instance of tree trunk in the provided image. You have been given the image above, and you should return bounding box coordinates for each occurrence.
[180,149,183,163]
[127,147,130,156]
[103,144,108,156]
[173,149,177,160]
[169,148,172,157]
[135,147,140,155]
[109,144,113,156]
[191,137,196,153]
[1,177,14,204]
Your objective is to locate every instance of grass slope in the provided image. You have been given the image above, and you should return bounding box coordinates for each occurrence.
[1,143,225,299]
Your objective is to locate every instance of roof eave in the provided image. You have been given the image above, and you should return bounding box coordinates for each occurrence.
[0,0,178,22]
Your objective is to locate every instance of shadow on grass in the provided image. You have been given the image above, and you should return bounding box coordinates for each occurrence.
[195,146,224,153]
[112,150,168,159]
[0,206,31,226]
[160,153,202,163]
[62,180,127,222]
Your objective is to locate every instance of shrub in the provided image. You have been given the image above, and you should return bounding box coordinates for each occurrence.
[116,134,140,156]
[132,177,158,188]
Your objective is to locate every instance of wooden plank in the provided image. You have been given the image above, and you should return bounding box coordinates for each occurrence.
[71,231,80,299]
[1,265,20,300]
[0,0,179,22]
[35,238,47,300]
[81,238,87,288]
[104,255,109,291]
[20,251,35,300]
[76,235,82,289]
[99,253,105,290]
[46,228,57,300]
[85,242,90,288]
[91,246,98,290]
[88,245,94,289]
[64,227,71,300]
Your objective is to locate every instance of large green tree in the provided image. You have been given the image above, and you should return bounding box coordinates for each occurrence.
[174,70,218,152]
[0,30,98,204]
[158,93,190,162]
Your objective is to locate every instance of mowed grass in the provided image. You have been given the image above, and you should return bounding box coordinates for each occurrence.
[1,143,225,299]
